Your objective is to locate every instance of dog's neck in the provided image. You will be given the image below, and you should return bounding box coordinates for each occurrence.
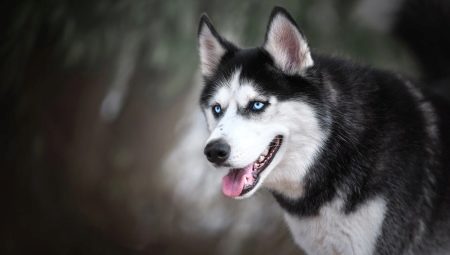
[265,179,305,199]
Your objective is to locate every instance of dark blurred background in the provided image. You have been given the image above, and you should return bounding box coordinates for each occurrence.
[1,0,418,254]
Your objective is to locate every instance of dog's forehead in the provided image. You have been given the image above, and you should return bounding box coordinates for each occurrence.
[200,48,274,106]
[200,47,322,109]
[212,69,262,107]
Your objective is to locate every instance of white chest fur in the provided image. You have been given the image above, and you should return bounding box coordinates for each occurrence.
[284,197,387,255]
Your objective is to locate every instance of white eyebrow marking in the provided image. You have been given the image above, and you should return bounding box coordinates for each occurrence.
[236,84,259,107]
[214,86,231,107]
[209,68,242,107]
[229,68,242,93]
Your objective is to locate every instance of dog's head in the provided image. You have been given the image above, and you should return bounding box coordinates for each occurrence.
[198,7,330,199]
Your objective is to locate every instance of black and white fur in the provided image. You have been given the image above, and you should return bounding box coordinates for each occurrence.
[197,3,450,255]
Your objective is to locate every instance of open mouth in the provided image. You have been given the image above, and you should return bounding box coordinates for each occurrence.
[222,135,283,198]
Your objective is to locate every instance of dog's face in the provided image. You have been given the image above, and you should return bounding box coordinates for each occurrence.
[198,7,329,199]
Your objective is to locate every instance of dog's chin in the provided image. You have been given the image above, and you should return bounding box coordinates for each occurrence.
[221,135,285,199]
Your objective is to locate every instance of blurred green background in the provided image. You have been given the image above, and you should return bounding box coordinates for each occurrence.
[1,0,417,254]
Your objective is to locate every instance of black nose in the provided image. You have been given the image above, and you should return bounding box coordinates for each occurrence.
[204,139,230,164]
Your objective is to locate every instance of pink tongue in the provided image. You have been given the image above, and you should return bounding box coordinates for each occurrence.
[222,164,254,197]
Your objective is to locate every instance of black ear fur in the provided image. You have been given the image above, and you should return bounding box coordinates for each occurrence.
[198,14,218,40]
[264,6,306,44]
[197,13,237,76]
[263,6,314,75]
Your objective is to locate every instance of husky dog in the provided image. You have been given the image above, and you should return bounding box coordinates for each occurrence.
[197,3,450,255]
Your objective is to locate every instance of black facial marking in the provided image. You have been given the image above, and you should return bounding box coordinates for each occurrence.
[199,49,238,107]
[200,47,324,110]
[237,100,270,117]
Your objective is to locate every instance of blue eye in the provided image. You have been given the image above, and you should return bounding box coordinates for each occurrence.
[251,101,266,111]
[213,104,222,116]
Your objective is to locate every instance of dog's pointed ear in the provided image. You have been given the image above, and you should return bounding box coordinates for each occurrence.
[263,7,313,75]
[198,14,234,77]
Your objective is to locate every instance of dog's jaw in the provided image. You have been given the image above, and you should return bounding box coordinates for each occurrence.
[222,135,285,199]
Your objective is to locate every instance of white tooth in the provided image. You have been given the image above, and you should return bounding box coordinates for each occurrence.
[259,156,264,162]
[263,148,269,156]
